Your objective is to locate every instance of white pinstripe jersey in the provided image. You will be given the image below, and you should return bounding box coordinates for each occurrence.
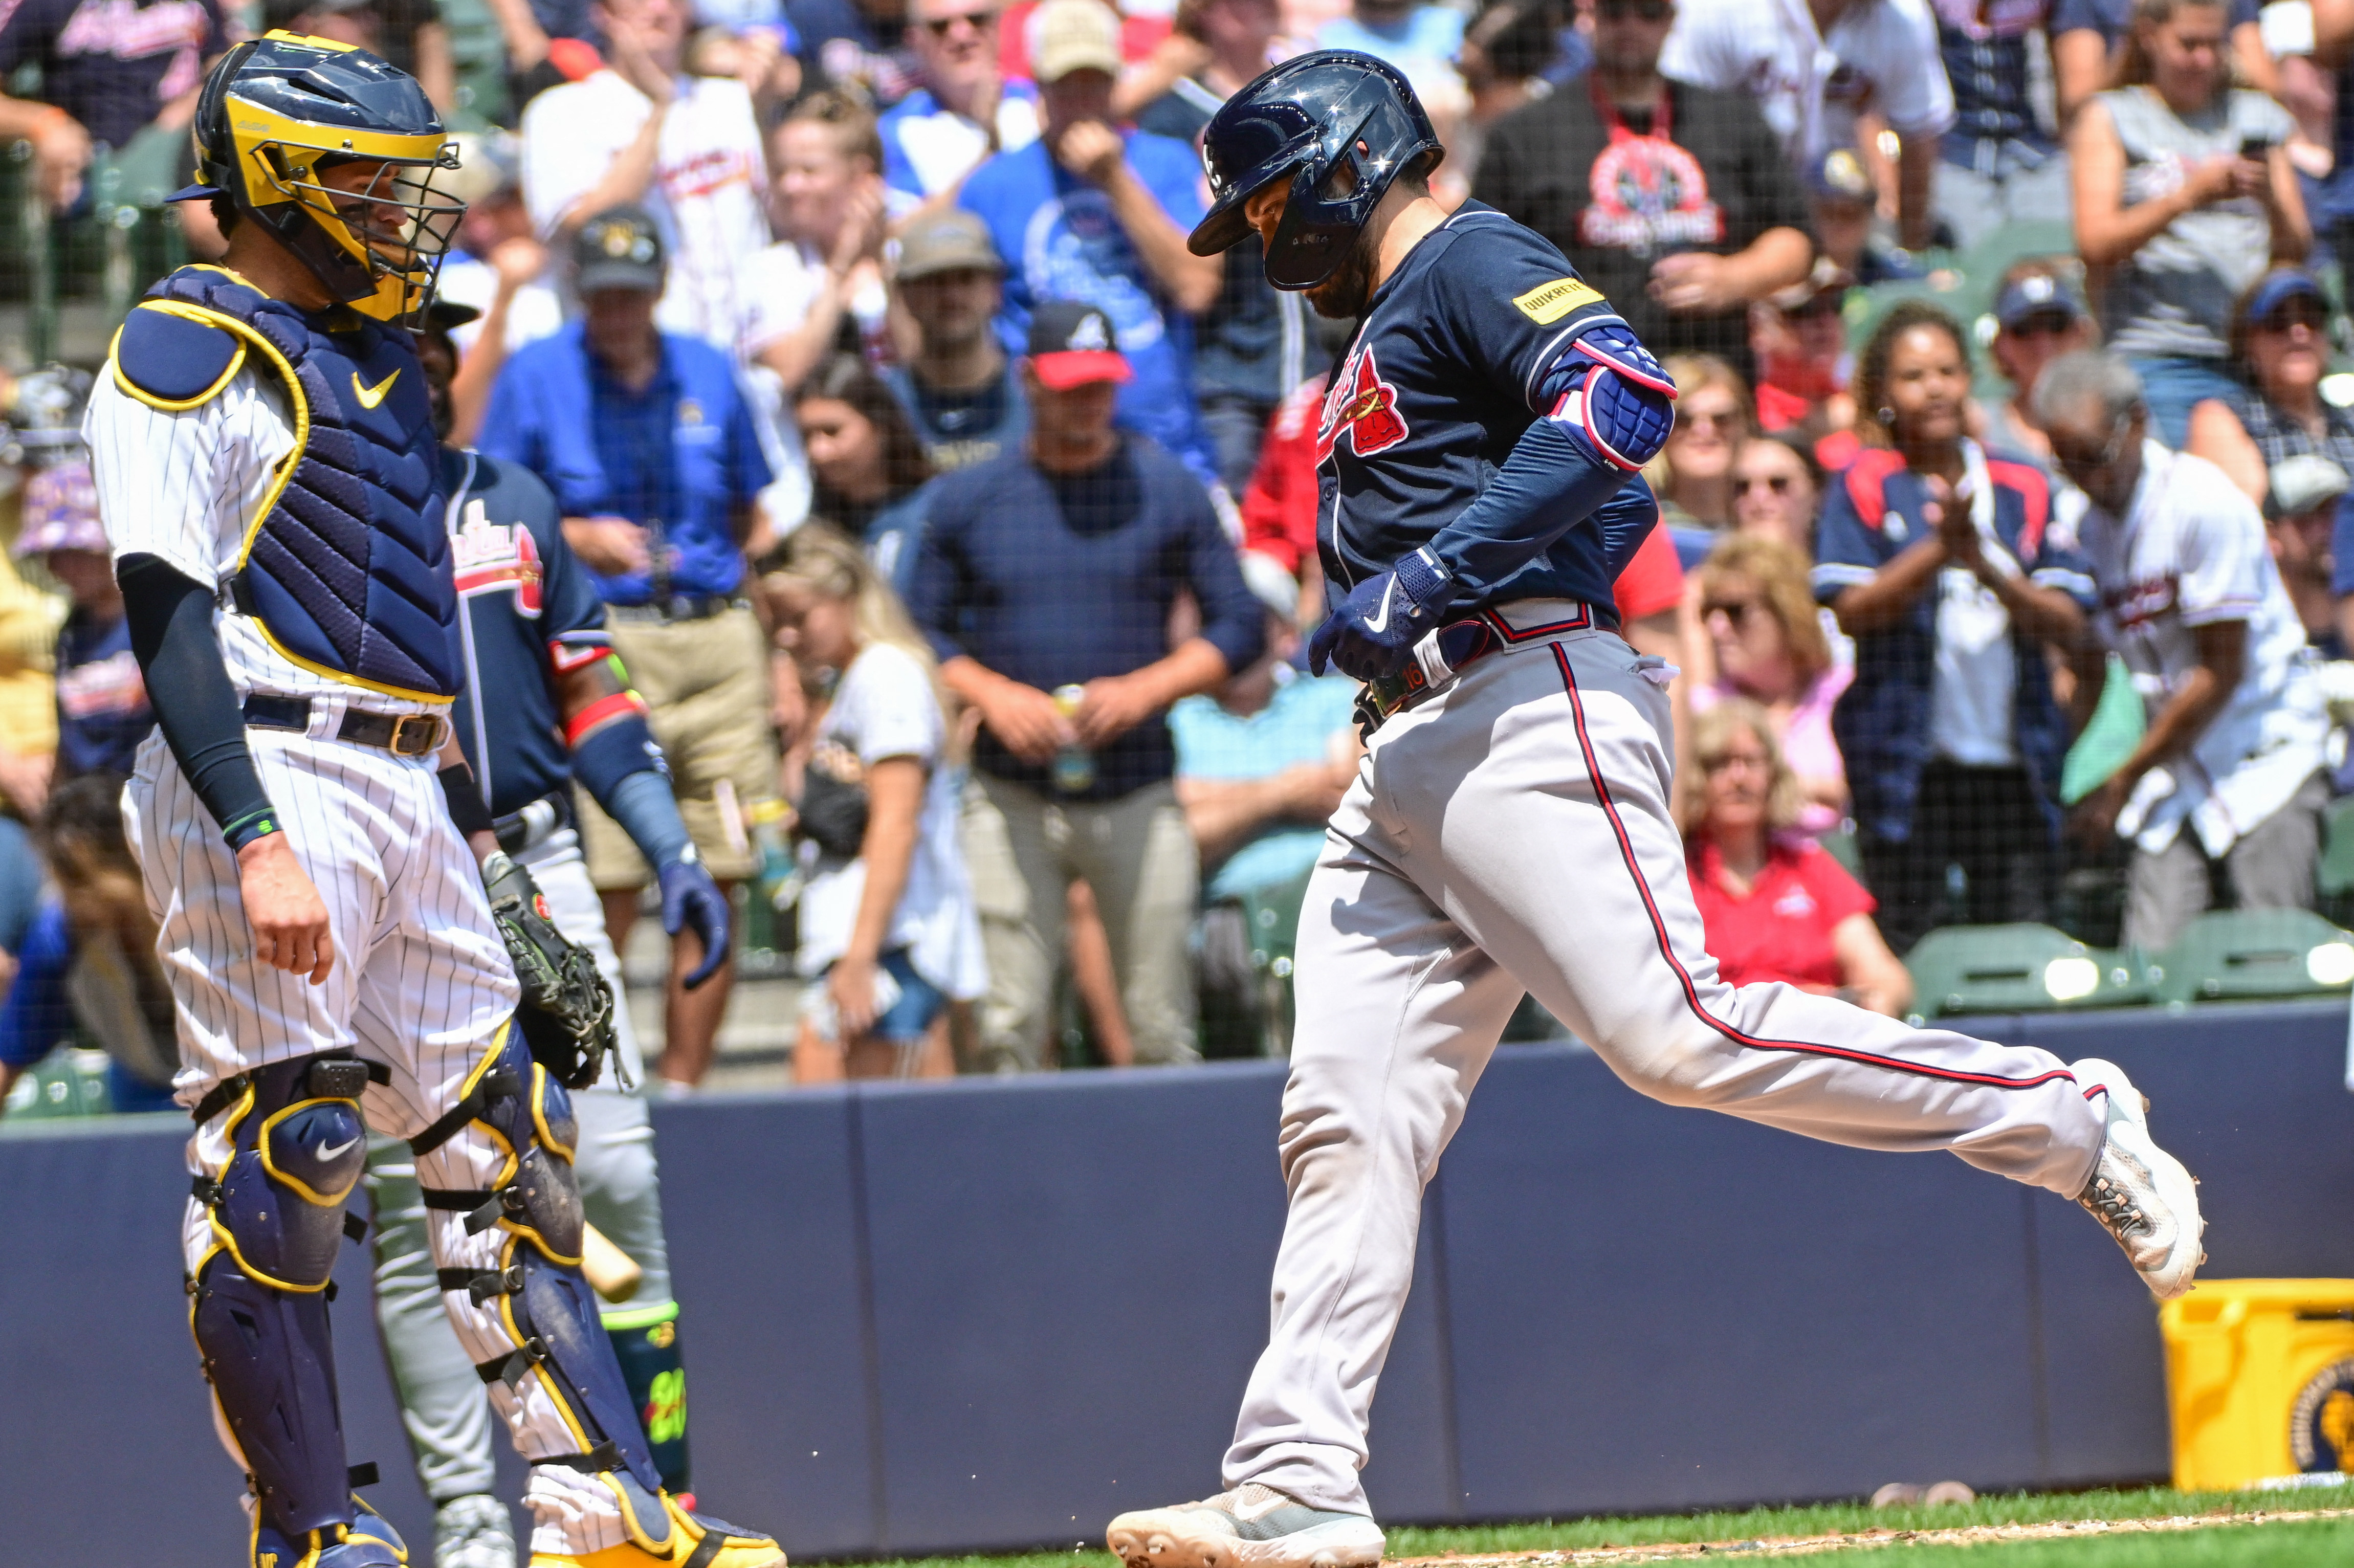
[83,367,446,716]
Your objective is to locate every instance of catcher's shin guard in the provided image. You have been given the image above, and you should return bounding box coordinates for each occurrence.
[409,1025,672,1515]
[187,1050,401,1559]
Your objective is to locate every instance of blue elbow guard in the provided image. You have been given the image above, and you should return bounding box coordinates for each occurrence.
[1546,321,1677,472]
[571,710,667,806]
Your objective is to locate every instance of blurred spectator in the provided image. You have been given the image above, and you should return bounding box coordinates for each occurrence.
[885,209,1033,473]
[1693,535,1852,834]
[2069,0,2308,445]
[479,206,780,1092]
[2311,0,2354,305]
[1237,368,1329,597]
[910,301,1264,1071]
[797,353,941,594]
[764,525,985,1080]
[1815,302,2093,952]
[1473,0,1812,383]
[522,0,775,352]
[0,774,175,1118]
[1982,261,2098,476]
[2053,0,2274,126]
[881,0,1042,208]
[2264,453,2346,653]
[1731,432,1826,555]
[790,0,920,101]
[2187,268,2353,505]
[1316,0,1470,139]
[2039,349,2330,952]
[960,0,1224,487]
[266,0,456,108]
[683,13,804,116]
[1657,353,1751,537]
[1172,570,1360,1053]
[18,461,147,785]
[1751,261,1858,457]
[435,132,560,447]
[745,92,893,395]
[1679,700,1911,1015]
[0,0,222,214]
[1662,0,1954,251]
[1931,0,2071,250]
[1458,0,1581,134]
[1132,0,1309,492]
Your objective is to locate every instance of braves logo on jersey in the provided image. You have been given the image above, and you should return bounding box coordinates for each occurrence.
[1316,345,1409,463]
[452,496,545,617]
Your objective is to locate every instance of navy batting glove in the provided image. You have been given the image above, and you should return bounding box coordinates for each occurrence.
[1308,546,1457,681]
[657,850,732,989]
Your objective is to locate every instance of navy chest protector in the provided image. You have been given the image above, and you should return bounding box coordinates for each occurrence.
[111,264,460,702]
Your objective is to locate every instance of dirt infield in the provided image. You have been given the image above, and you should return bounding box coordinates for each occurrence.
[1385,1506,2354,1563]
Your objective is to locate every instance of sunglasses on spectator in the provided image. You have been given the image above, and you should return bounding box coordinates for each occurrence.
[920,8,996,34]
[1703,750,1770,775]
[1677,409,1740,434]
[1703,598,1763,626]
[1735,474,1796,495]
[2256,301,2329,334]
[1596,0,1674,20]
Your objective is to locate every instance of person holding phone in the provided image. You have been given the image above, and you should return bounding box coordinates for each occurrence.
[2070,0,2308,445]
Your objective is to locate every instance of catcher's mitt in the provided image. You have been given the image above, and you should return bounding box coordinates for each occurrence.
[483,852,618,1090]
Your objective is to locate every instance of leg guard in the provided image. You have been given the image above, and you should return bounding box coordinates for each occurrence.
[605,1302,690,1494]
[187,1051,407,1565]
[409,1025,678,1539]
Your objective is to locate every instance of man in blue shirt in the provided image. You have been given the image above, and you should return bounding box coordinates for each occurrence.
[479,205,779,1093]
[958,0,1223,487]
[911,301,1264,1071]
[16,456,152,780]
[877,0,1040,206]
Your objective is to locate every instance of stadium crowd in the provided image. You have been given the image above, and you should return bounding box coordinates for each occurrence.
[6,0,2354,1105]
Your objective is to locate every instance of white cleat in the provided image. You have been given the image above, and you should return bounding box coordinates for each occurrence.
[2071,1057,2205,1299]
[1108,1484,1385,1568]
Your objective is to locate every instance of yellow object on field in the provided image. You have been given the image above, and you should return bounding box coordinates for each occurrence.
[2160,1279,2354,1490]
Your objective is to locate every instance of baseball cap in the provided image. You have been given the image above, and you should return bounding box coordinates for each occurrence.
[897,209,1003,281]
[14,459,104,557]
[2270,453,2348,517]
[1807,146,1875,205]
[2247,267,2328,325]
[1031,0,1123,83]
[573,206,666,294]
[1995,272,2087,333]
[1026,299,1131,388]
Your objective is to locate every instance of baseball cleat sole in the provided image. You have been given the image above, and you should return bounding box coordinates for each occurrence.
[1109,1506,1384,1568]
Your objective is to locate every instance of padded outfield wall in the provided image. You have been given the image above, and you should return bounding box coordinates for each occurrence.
[4,1000,2349,1560]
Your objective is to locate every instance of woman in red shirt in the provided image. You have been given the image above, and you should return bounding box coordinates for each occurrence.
[1681,699,1913,1017]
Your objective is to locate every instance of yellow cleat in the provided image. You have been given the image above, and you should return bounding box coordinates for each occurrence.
[529,1491,785,1568]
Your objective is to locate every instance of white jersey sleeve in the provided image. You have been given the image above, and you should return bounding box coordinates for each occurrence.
[83,367,293,590]
[1869,0,1958,138]
[2170,460,2270,627]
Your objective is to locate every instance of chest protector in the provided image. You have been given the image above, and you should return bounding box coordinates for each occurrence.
[110,264,459,702]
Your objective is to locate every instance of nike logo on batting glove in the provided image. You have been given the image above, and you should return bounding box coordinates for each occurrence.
[1309,547,1456,681]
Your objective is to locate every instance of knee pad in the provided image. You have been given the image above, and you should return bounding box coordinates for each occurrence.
[1552,321,1677,472]
[412,1025,669,1507]
[187,1051,384,1541]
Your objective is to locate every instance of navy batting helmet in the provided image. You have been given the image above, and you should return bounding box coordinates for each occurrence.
[178,31,464,324]
[1187,50,1442,291]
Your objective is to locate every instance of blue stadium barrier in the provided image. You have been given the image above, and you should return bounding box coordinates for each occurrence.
[5,1000,2350,1561]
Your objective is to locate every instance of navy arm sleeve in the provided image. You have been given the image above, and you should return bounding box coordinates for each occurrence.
[1598,475,1661,580]
[1425,417,1649,604]
[117,553,277,849]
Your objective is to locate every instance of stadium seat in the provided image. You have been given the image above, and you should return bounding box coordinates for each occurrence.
[2316,796,2354,927]
[2147,908,2354,1006]
[2,1047,111,1119]
[1902,922,2149,1025]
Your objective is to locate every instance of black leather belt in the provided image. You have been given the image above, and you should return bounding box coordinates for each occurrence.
[244,694,449,757]
[606,594,735,624]
[1355,619,1501,738]
[492,790,572,854]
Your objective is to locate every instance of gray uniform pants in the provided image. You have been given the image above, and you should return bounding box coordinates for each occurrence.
[365,828,673,1505]
[2121,772,2329,953]
[1219,611,2109,1515]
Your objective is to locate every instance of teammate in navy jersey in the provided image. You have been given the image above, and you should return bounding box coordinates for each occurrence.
[1105,52,2206,1568]
[351,308,737,1563]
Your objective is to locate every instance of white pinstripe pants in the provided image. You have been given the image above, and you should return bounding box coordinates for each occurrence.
[125,725,645,1554]
[1221,614,2112,1515]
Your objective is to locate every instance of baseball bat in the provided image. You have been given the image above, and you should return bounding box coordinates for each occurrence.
[580,1221,643,1303]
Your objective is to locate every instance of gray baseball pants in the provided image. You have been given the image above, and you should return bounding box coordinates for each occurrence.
[364,828,674,1504]
[1221,610,2110,1515]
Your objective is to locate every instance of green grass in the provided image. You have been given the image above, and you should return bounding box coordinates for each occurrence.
[811,1484,2354,1568]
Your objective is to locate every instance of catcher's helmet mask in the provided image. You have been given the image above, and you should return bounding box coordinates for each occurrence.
[180,31,465,326]
[1188,50,1442,291]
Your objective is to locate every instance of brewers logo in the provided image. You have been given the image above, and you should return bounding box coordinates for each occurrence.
[2290,1358,2354,1472]
[1317,346,1409,461]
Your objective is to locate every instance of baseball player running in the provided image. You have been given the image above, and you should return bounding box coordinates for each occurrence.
[1106,53,2204,1568]
[84,33,778,1568]
[357,302,737,1567]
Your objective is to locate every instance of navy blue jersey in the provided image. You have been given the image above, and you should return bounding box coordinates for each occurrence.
[1316,203,1631,612]
[441,448,612,818]
[54,607,151,780]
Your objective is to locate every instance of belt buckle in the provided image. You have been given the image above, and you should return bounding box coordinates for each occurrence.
[388,713,443,757]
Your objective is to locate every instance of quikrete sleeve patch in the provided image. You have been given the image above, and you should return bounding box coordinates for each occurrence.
[111,303,246,410]
[1512,277,1606,325]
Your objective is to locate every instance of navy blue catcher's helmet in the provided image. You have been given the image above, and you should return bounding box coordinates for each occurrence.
[1187,50,1442,291]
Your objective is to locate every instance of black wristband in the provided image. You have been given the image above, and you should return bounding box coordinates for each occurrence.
[438,764,497,838]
